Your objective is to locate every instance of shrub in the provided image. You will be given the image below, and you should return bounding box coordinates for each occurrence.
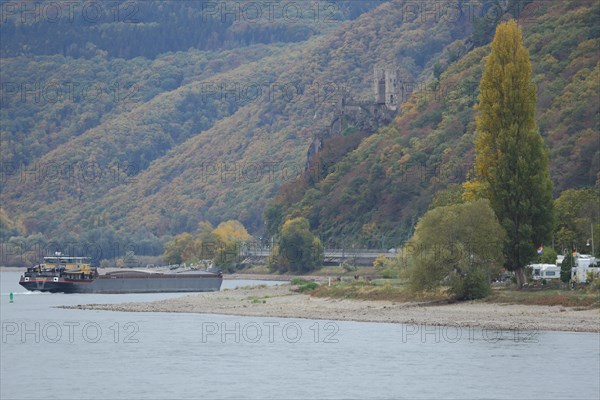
[586,271,600,293]
[296,282,319,292]
[341,262,357,273]
[449,267,491,300]
[373,255,390,270]
[381,267,397,279]
[290,278,310,285]
[586,271,596,284]
[290,278,319,292]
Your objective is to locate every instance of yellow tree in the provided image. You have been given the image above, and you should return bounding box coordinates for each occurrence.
[464,20,554,288]
[211,220,251,267]
[162,233,200,265]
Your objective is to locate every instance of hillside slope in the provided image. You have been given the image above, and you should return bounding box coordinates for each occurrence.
[2,0,474,239]
[270,0,599,246]
[2,0,597,251]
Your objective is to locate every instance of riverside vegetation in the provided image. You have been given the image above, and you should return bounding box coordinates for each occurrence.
[2,1,598,255]
[2,1,598,304]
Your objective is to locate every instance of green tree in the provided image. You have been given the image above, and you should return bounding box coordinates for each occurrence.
[554,189,599,256]
[429,184,464,209]
[464,20,554,288]
[560,253,574,283]
[0,208,22,241]
[406,199,506,299]
[448,266,491,301]
[472,0,504,46]
[270,217,323,273]
[539,247,558,265]
[264,203,285,238]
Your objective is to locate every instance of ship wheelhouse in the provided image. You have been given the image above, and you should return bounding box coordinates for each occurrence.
[23,255,97,281]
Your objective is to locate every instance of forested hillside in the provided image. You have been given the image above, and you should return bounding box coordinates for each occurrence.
[1,1,379,58]
[268,0,599,246]
[2,0,474,246]
[1,0,598,260]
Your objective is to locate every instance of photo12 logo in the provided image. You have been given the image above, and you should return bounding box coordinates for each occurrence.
[2,321,140,344]
[201,320,340,344]
[0,160,138,185]
[200,1,344,24]
[1,80,140,106]
[397,1,543,24]
[400,323,539,344]
[0,1,140,24]
[199,160,321,184]
[196,80,344,107]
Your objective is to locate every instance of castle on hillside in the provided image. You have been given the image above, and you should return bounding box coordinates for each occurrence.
[374,67,405,111]
[333,65,410,135]
[306,66,411,168]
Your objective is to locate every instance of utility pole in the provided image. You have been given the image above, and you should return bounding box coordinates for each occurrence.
[592,222,595,257]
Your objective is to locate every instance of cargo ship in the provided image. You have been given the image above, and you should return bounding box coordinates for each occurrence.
[19,255,222,293]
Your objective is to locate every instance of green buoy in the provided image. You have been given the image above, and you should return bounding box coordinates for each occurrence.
[9,292,13,303]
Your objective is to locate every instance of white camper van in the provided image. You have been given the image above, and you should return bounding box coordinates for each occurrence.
[571,254,599,283]
[529,263,561,280]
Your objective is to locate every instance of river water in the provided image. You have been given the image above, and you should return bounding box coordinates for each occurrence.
[1,271,598,399]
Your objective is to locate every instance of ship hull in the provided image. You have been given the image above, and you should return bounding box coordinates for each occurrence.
[19,274,222,294]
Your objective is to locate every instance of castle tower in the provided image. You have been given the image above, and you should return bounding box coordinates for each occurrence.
[374,66,402,110]
[385,68,401,111]
[374,68,386,105]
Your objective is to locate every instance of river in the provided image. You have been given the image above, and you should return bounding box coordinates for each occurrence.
[1,271,598,399]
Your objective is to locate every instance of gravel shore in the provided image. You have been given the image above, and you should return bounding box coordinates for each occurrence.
[64,284,600,333]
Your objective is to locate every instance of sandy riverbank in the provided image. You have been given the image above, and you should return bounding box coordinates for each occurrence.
[64,284,600,333]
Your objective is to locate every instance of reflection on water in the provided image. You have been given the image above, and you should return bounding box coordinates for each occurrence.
[1,272,599,400]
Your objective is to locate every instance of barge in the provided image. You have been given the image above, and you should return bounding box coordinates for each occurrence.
[19,255,222,293]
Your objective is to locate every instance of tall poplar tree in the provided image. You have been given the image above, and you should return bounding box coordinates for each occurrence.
[464,20,554,288]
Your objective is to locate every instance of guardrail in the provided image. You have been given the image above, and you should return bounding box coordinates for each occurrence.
[242,248,395,259]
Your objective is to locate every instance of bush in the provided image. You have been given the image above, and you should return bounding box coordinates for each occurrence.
[290,278,319,292]
[381,267,397,279]
[586,271,596,284]
[373,255,390,270]
[408,255,449,292]
[297,282,319,292]
[586,271,600,292]
[449,267,491,300]
[341,262,357,273]
[290,278,310,285]
[587,278,600,292]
